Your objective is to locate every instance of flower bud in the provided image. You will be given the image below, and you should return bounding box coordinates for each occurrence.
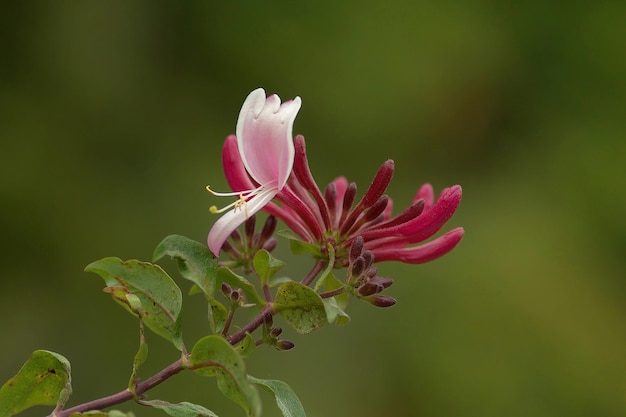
[358,282,382,296]
[270,327,283,337]
[366,266,378,278]
[244,215,256,243]
[221,282,233,297]
[262,237,278,252]
[229,228,242,245]
[230,288,243,303]
[361,250,374,270]
[362,195,389,223]
[349,236,364,264]
[258,215,277,248]
[324,182,337,215]
[221,240,240,258]
[277,340,295,351]
[350,256,366,278]
[341,183,357,215]
[367,294,397,308]
[369,276,393,289]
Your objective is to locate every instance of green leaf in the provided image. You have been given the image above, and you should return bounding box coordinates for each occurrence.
[273,282,327,334]
[217,267,264,308]
[321,273,349,309]
[235,333,256,359]
[253,250,285,286]
[248,376,306,417]
[189,336,261,417]
[322,298,351,326]
[208,297,228,334]
[153,235,218,297]
[140,400,218,417]
[0,350,72,417]
[268,276,293,288]
[277,230,321,257]
[86,257,184,351]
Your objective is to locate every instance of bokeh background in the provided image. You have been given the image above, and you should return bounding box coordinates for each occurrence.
[1,2,625,417]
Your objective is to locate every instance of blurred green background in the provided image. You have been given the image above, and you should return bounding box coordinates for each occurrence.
[1,2,625,417]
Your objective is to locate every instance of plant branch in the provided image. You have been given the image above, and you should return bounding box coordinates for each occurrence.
[227,303,273,345]
[319,286,345,299]
[50,356,188,417]
[48,257,327,417]
[301,260,324,286]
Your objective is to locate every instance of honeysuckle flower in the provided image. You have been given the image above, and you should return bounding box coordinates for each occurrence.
[221,133,464,266]
[207,88,301,256]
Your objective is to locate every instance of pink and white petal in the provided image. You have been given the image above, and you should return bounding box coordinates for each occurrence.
[371,227,464,264]
[207,188,278,256]
[236,90,301,188]
[222,135,257,192]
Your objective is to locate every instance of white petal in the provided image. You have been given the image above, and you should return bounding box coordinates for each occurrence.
[207,188,278,256]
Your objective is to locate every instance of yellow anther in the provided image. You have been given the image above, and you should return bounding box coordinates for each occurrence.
[206,184,263,219]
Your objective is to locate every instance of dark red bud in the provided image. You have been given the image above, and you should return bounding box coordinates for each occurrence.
[369,276,393,289]
[340,182,358,224]
[230,288,242,303]
[361,250,374,270]
[262,237,278,252]
[351,256,366,277]
[368,295,397,308]
[221,282,232,296]
[229,228,242,244]
[358,282,382,296]
[363,195,389,222]
[221,240,240,258]
[349,236,364,263]
[277,340,295,351]
[258,215,277,247]
[362,160,394,208]
[340,161,395,234]
[270,327,283,337]
[324,182,337,216]
[244,215,256,242]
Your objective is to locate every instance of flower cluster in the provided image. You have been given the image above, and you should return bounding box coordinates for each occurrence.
[208,88,464,273]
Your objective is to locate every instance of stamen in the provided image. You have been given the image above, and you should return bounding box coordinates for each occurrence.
[206,184,264,216]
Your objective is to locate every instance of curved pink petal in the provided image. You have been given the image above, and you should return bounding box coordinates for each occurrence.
[400,185,462,239]
[222,134,257,192]
[236,88,301,189]
[207,188,278,256]
[358,185,462,242]
[371,227,464,264]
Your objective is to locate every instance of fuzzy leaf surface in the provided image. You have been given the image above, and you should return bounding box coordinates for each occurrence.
[85,257,183,350]
[273,282,327,334]
[216,267,264,308]
[248,376,306,417]
[141,400,219,417]
[253,250,285,286]
[189,336,260,417]
[0,350,71,417]
[153,235,218,297]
